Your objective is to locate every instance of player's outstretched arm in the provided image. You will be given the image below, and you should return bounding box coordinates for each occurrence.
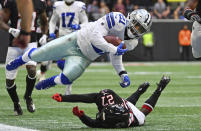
[52,93,98,103]
[73,106,102,128]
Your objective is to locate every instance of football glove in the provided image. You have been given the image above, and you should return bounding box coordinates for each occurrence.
[49,33,56,39]
[115,41,128,56]
[39,34,47,45]
[8,28,20,38]
[52,93,62,102]
[70,24,80,30]
[120,74,130,88]
[73,106,84,117]
[184,8,201,23]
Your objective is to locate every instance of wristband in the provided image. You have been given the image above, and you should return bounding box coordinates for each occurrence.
[20,30,31,36]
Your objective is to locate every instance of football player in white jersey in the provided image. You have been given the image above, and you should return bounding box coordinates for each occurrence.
[37,0,88,94]
[6,9,152,92]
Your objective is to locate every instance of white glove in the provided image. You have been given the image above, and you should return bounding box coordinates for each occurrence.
[8,28,20,38]
[39,34,48,45]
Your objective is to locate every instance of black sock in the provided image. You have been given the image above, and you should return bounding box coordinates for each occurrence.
[24,75,36,99]
[40,65,47,73]
[126,90,142,105]
[144,90,161,109]
[7,84,19,104]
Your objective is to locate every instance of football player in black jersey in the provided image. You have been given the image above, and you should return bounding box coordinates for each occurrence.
[0,0,48,115]
[184,0,201,60]
[52,76,170,128]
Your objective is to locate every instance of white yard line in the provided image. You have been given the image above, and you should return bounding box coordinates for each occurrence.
[0,123,39,131]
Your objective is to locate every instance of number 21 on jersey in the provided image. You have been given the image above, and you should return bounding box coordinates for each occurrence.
[61,12,75,28]
[101,95,114,106]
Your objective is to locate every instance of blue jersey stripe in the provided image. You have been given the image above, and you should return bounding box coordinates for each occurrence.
[91,44,105,55]
[110,12,115,26]
[106,14,112,29]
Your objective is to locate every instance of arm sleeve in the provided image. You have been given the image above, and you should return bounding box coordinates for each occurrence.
[49,8,59,34]
[61,93,98,103]
[109,53,125,74]
[79,114,102,128]
[90,18,117,54]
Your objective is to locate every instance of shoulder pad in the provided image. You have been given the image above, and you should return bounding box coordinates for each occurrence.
[74,1,86,10]
[53,1,64,9]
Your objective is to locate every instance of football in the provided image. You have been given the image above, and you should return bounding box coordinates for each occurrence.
[103,35,126,49]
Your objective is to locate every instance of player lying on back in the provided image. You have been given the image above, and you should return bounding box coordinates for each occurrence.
[6,9,152,91]
[52,76,170,128]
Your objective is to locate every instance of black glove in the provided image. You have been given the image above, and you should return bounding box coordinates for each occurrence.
[184,8,201,23]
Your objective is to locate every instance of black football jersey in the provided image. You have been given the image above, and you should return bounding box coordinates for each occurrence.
[95,89,124,112]
[1,0,46,46]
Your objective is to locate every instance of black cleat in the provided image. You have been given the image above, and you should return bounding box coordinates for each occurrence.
[156,76,171,92]
[14,102,23,116]
[138,82,150,94]
[24,97,35,113]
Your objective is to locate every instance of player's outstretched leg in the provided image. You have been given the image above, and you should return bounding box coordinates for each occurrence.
[35,73,72,90]
[126,82,150,105]
[6,48,36,71]
[140,76,171,116]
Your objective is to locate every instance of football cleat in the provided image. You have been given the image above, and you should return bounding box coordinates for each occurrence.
[35,76,57,90]
[156,76,171,92]
[138,82,150,94]
[14,102,23,116]
[6,56,26,71]
[24,97,35,113]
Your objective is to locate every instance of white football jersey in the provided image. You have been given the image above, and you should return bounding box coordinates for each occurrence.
[49,1,88,36]
[77,12,138,58]
[77,12,139,74]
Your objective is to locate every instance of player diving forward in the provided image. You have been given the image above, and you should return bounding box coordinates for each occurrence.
[52,76,171,128]
[0,0,48,115]
[184,0,201,60]
[6,9,152,91]
[37,0,88,94]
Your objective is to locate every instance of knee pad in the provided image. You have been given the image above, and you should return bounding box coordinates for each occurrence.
[60,73,72,85]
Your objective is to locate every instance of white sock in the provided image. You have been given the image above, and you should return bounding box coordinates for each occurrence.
[65,84,72,95]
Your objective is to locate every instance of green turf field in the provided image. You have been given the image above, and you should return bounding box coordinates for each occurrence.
[0,62,201,131]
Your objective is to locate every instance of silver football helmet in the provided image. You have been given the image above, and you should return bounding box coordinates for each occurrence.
[127,9,152,38]
[64,0,75,3]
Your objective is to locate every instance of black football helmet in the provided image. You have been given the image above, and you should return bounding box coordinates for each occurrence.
[96,104,130,128]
